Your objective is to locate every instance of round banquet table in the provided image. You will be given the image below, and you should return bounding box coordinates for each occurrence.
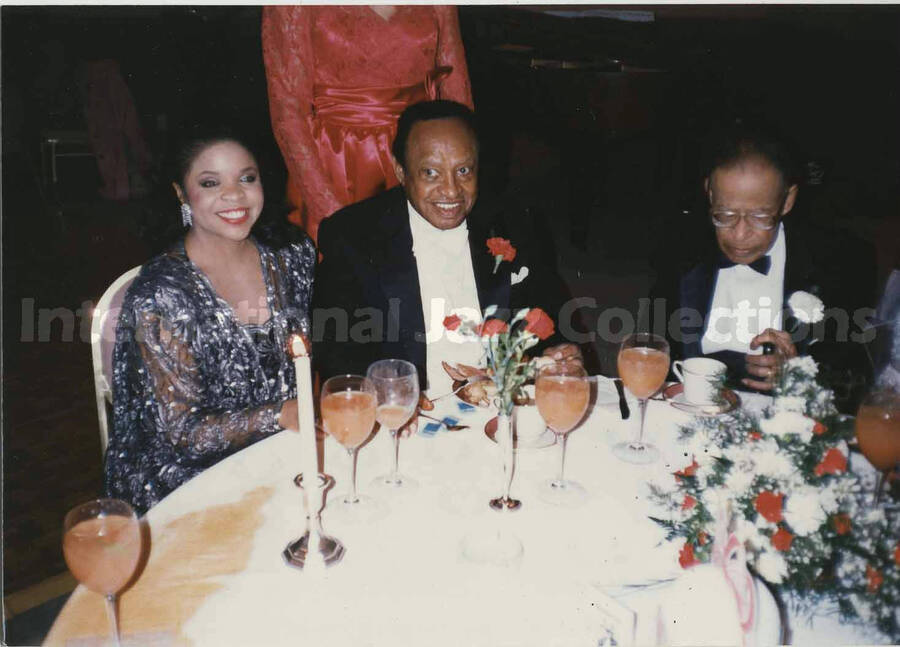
[45,378,888,646]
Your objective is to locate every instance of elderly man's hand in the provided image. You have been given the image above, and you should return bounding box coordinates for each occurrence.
[742,328,797,391]
[542,343,583,367]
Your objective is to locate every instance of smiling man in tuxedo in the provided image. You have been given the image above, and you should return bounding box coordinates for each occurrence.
[312,100,577,395]
[669,125,876,394]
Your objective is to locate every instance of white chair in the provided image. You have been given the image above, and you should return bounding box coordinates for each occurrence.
[91,266,141,456]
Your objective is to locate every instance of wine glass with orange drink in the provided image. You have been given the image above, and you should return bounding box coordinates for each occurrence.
[367,359,420,492]
[613,333,670,464]
[321,374,385,521]
[63,498,142,647]
[855,389,900,503]
[535,363,591,506]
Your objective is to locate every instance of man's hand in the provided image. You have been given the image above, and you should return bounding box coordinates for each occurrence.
[542,343,583,367]
[743,329,798,391]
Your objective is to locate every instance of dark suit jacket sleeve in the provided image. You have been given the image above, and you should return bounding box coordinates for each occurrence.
[311,213,380,381]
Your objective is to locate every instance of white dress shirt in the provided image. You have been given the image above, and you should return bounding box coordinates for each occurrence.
[702,224,787,355]
[408,202,483,395]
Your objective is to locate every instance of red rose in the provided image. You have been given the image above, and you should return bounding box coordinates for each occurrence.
[832,514,852,536]
[814,448,847,477]
[812,421,827,436]
[697,531,709,546]
[486,237,517,262]
[674,459,699,483]
[749,431,762,441]
[523,308,554,340]
[866,565,884,593]
[443,314,461,331]
[679,541,698,569]
[754,491,784,523]
[478,318,509,337]
[895,542,900,568]
[771,527,794,552]
[681,495,697,511]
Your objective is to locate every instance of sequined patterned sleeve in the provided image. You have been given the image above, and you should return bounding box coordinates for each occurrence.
[133,309,284,458]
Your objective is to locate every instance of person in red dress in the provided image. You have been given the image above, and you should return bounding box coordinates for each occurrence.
[262,5,474,243]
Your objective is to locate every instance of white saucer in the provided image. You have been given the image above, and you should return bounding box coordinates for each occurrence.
[662,383,740,416]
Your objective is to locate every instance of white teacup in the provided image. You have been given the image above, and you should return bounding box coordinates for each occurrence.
[672,357,727,405]
[513,385,547,446]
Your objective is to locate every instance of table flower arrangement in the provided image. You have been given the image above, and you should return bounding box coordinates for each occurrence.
[649,356,900,641]
[443,306,554,415]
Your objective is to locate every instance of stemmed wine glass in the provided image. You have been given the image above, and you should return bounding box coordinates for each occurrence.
[855,389,900,503]
[321,374,385,521]
[63,498,142,647]
[613,333,670,464]
[535,363,591,506]
[367,359,420,492]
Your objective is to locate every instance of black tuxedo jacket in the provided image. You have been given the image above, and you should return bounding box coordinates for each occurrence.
[666,219,877,388]
[312,187,571,386]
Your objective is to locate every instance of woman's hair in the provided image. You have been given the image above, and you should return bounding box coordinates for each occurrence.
[149,125,306,251]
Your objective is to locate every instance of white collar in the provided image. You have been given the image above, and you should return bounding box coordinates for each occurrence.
[407,201,469,253]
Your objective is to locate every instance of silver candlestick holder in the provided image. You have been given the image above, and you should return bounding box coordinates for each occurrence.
[283,472,345,569]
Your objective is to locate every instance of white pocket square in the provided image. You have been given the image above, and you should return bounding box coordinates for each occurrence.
[511,266,529,286]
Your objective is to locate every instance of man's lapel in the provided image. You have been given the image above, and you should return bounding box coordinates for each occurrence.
[467,204,511,315]
[373,190,425,365]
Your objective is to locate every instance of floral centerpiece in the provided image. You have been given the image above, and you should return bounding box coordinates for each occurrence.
[649,356,900,641]
[443,305,555,415]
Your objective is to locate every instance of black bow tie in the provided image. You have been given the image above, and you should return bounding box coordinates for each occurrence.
[716,254,771,276]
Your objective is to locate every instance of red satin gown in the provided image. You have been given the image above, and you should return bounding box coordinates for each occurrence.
[262,6,474,243]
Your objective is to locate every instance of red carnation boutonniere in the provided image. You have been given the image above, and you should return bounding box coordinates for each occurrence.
[486,237,516,274]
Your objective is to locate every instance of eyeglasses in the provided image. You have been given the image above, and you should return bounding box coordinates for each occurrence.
[710,209,780,230]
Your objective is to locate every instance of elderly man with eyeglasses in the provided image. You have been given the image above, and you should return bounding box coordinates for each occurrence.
[664,125,877,397]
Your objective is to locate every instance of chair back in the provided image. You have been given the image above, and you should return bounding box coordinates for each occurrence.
[91,266,141,456]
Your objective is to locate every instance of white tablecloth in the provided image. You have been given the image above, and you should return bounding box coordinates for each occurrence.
[48,378,889,646]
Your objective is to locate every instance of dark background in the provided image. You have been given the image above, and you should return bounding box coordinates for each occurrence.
[3,4,899,630]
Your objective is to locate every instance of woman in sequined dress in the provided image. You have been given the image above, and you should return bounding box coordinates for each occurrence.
[104,133,316,514]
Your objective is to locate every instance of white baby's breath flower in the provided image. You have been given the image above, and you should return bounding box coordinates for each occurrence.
[788,290,825,324]
[786,355,819,378]
[774,396,806,414]
[755,549,788,584]
[734,517,765,550]
[784,486,827,535]
[759,410,815,442]
[725,465,756,493]
[818,483,841,515]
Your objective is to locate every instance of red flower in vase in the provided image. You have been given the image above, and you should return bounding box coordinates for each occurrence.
[681,495,697,511]
[814,448,847,477]
[812,421,827,436]
[679,541,699,569]
[754,491,784,524]
[697,531,709,546]
[478,318,509,337]
[523,308,554,340]
[894,542,900,568]
[749,431,762,441]
[443,314,461,331]
[771,527,794,552]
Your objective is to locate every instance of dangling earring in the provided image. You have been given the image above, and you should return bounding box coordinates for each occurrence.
[180,203,193,228]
